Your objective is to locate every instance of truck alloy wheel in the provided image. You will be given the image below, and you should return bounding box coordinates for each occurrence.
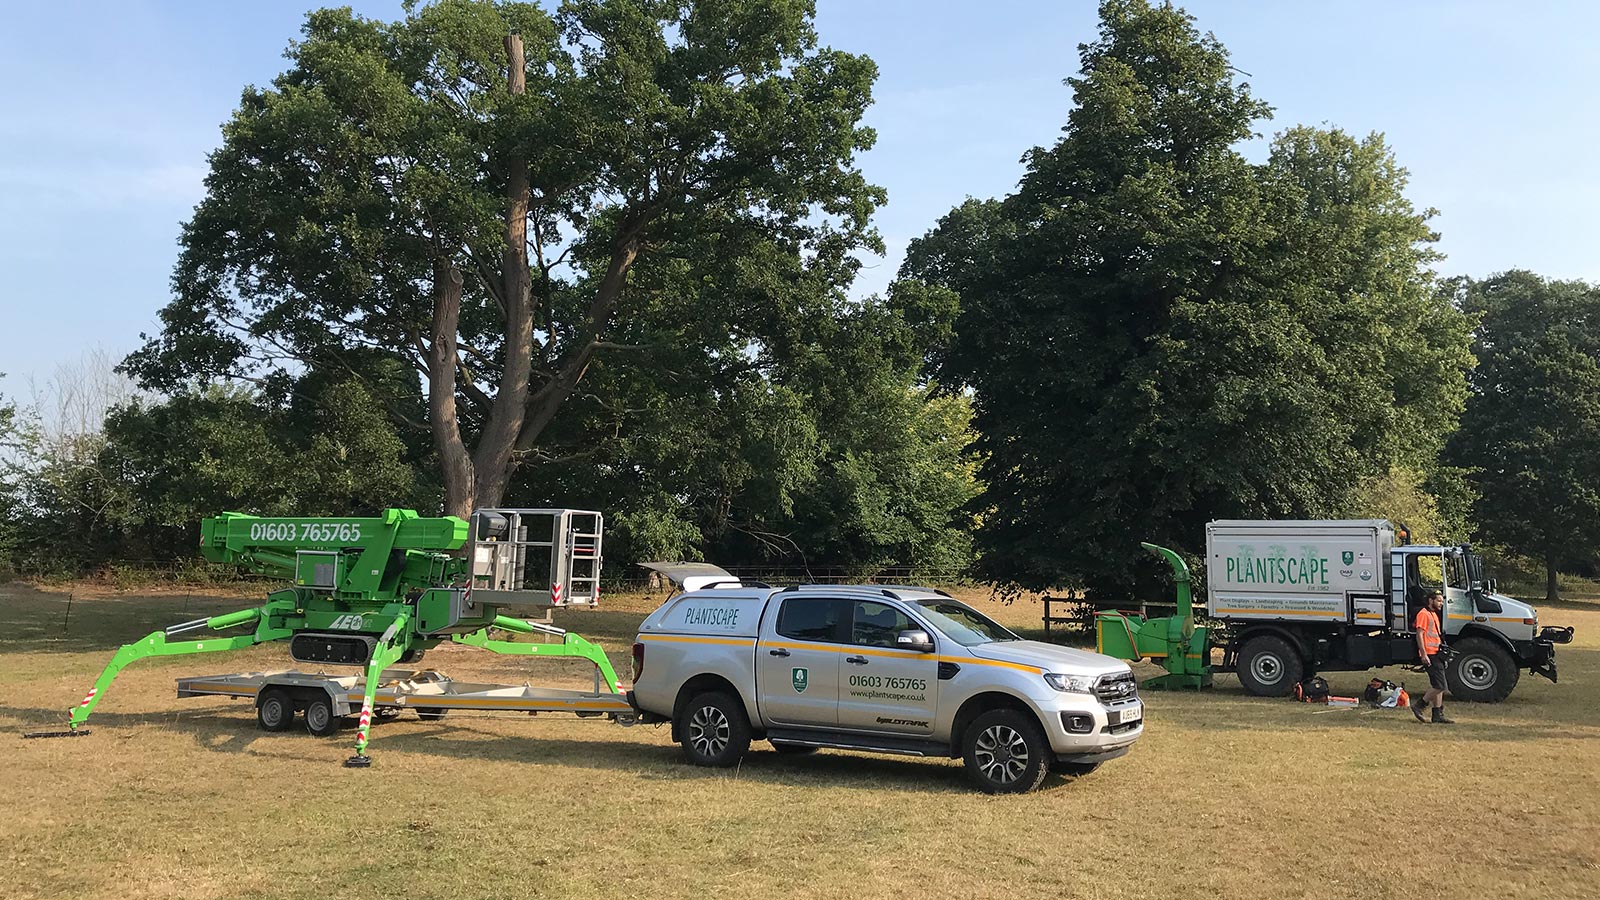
[679,691,751,768]
[962,709,1050,794]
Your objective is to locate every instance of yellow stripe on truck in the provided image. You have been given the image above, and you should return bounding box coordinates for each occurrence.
[637,634,757,647]
[1214,608,1345,618]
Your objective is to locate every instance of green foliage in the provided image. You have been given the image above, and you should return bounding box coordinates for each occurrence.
[897,0,1473,597]
[1447,271,1600,599]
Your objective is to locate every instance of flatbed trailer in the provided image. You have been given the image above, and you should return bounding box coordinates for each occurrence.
[174,667,636,736]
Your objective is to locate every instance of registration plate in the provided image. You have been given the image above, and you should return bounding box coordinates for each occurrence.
[1109,706,1142,726]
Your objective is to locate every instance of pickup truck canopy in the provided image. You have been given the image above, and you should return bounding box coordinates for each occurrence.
[636,561,741,594]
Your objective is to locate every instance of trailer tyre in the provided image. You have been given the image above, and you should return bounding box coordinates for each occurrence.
[962,709,1051,794]
[679,691,751,768]
[304,695,340,737]
[416,708,448,722]
[1446,637,1518,703]
[1236,635,1303,697]
[257,689,295,732]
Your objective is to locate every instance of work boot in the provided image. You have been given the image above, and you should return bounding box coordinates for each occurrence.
[1411,694,1428,723]
[1431,707,1455,725]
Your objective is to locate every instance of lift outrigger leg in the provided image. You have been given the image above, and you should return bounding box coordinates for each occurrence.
[453,615,626,695]
[24,606,269,739]
[344,609,411,769]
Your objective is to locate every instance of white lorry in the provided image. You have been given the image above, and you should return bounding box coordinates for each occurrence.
[1207,520,1572,701]
[628,581,1143,793]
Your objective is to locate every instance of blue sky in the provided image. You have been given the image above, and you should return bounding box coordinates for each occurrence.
[3,1,1597,391]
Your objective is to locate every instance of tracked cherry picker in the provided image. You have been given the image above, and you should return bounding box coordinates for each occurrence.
[28,507,628,767]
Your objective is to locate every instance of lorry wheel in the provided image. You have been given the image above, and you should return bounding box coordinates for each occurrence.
[1236,636,1303,697]
[1446,637,1519,703]
[257,688,295,732]
[962,709,1050,794]
[304,696,340,737]
[680,692,751,768]
[770,741,820,755]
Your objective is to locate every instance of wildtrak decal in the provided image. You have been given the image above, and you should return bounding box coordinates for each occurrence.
[875,717,930,728]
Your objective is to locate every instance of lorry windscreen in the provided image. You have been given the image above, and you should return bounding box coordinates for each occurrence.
[914,600,1019,647]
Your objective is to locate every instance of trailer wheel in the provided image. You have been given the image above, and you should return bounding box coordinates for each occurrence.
[679,691,751,768]
[304,695,340,737]
[416,708,448,722]
[1236,635,1303,697]
[962,709,1051,794]
[1446,637,1518,703]
[257,688,295,732]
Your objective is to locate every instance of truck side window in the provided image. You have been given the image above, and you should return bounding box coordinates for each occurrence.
[850,601,915,648]
[775,598,850,643]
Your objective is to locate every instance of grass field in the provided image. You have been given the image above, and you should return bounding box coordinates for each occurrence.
[3,581,1597,900]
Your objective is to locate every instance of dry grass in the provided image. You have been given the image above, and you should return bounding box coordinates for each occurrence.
[2,582,1598,900]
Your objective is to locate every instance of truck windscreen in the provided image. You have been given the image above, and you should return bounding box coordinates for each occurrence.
[914,600,1019,647]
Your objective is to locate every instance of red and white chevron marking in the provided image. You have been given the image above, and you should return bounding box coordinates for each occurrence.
[551,582,563,605]
[78,688,97,708]
[356,700,372,746]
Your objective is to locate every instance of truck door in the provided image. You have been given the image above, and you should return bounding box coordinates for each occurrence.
[756,596,847,726]
[1441,552,1474,638]
[835,599,939,736]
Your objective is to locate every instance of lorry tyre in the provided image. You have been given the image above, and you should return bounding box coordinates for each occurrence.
[304,695,340,737]
[680,691,751,768]
[1236,635,1303,697]
[1446,637,1518,703]
[770,741,819,755]
[257,688,295,732]
[962,709,1050,794]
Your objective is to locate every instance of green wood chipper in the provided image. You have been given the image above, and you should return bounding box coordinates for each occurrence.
[1093,542,1213,690]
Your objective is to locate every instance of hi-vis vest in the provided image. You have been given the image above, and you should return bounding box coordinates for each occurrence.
[1414,608,1442,655]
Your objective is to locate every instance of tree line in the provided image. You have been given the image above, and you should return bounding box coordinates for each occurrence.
[2,0,1596,600]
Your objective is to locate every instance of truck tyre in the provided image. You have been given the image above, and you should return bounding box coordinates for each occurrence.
[1236,635,1303,697]
[679,691,751,768]
[770,741,820,755]
[257,688,295,732]
[1446,637,1518,703]
[962,709,1050,794]
[304,695,340,737]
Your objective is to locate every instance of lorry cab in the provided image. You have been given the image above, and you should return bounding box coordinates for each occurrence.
[630,581,1142,794]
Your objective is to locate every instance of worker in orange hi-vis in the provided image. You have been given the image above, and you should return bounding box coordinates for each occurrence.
[1410,591,1455,724]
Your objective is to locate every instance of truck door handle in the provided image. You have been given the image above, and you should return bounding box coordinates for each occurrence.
[846,656,868,665]
[768,648,790,657]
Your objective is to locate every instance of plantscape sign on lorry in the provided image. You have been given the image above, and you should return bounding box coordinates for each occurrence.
[1221,544,1331,589]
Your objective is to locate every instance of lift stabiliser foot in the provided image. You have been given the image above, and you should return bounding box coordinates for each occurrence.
[23,728,92,739]
[343,754,372,768]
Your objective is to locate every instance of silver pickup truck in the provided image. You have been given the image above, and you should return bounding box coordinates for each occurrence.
[629,582,1142,793]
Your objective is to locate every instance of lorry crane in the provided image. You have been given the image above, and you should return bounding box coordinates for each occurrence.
[28,507,625,767]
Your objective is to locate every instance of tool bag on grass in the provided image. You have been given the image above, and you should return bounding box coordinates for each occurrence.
[1293,676,1331,702]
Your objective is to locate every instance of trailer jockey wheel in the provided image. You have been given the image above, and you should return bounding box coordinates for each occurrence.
[257,688,295,732]
[304,695,339,737]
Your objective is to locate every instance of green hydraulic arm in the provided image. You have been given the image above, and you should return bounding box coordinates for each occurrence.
[454,615,626,695]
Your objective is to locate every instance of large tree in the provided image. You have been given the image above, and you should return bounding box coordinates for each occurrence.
[898,0,1471,595]
[1447,272,1600,601]
[127,0,883,518]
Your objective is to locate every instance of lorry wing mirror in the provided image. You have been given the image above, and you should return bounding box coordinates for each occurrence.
[896,630,935,653]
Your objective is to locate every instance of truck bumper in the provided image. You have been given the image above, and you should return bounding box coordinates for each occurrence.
[1035,695,1144,757]
[1512,636,1566,683]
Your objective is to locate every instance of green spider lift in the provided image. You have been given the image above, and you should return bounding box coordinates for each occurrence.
[28,507,623,767]
[1094,542,1213,691]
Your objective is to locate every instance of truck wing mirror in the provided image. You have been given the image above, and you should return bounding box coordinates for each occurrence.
[896,630,935,653]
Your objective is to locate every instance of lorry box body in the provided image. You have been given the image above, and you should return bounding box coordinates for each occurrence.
[1207,520,1393,624]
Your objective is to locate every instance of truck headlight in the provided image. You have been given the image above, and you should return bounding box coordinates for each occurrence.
[1045,673,1095,693]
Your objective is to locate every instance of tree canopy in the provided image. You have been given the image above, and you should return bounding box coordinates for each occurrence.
[1447,271,1600,600]
[897,0,1474,595]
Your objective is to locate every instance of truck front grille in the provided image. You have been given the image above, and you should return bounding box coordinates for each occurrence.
[1095,672,1139,703]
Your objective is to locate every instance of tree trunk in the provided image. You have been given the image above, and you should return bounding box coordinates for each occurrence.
[427,260,475,519]
[1545,553,1560,603]
[468,30,534,512]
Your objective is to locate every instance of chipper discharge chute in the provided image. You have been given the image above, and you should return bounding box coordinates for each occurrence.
[1094,542,1212,691]
[25,507,622,767]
